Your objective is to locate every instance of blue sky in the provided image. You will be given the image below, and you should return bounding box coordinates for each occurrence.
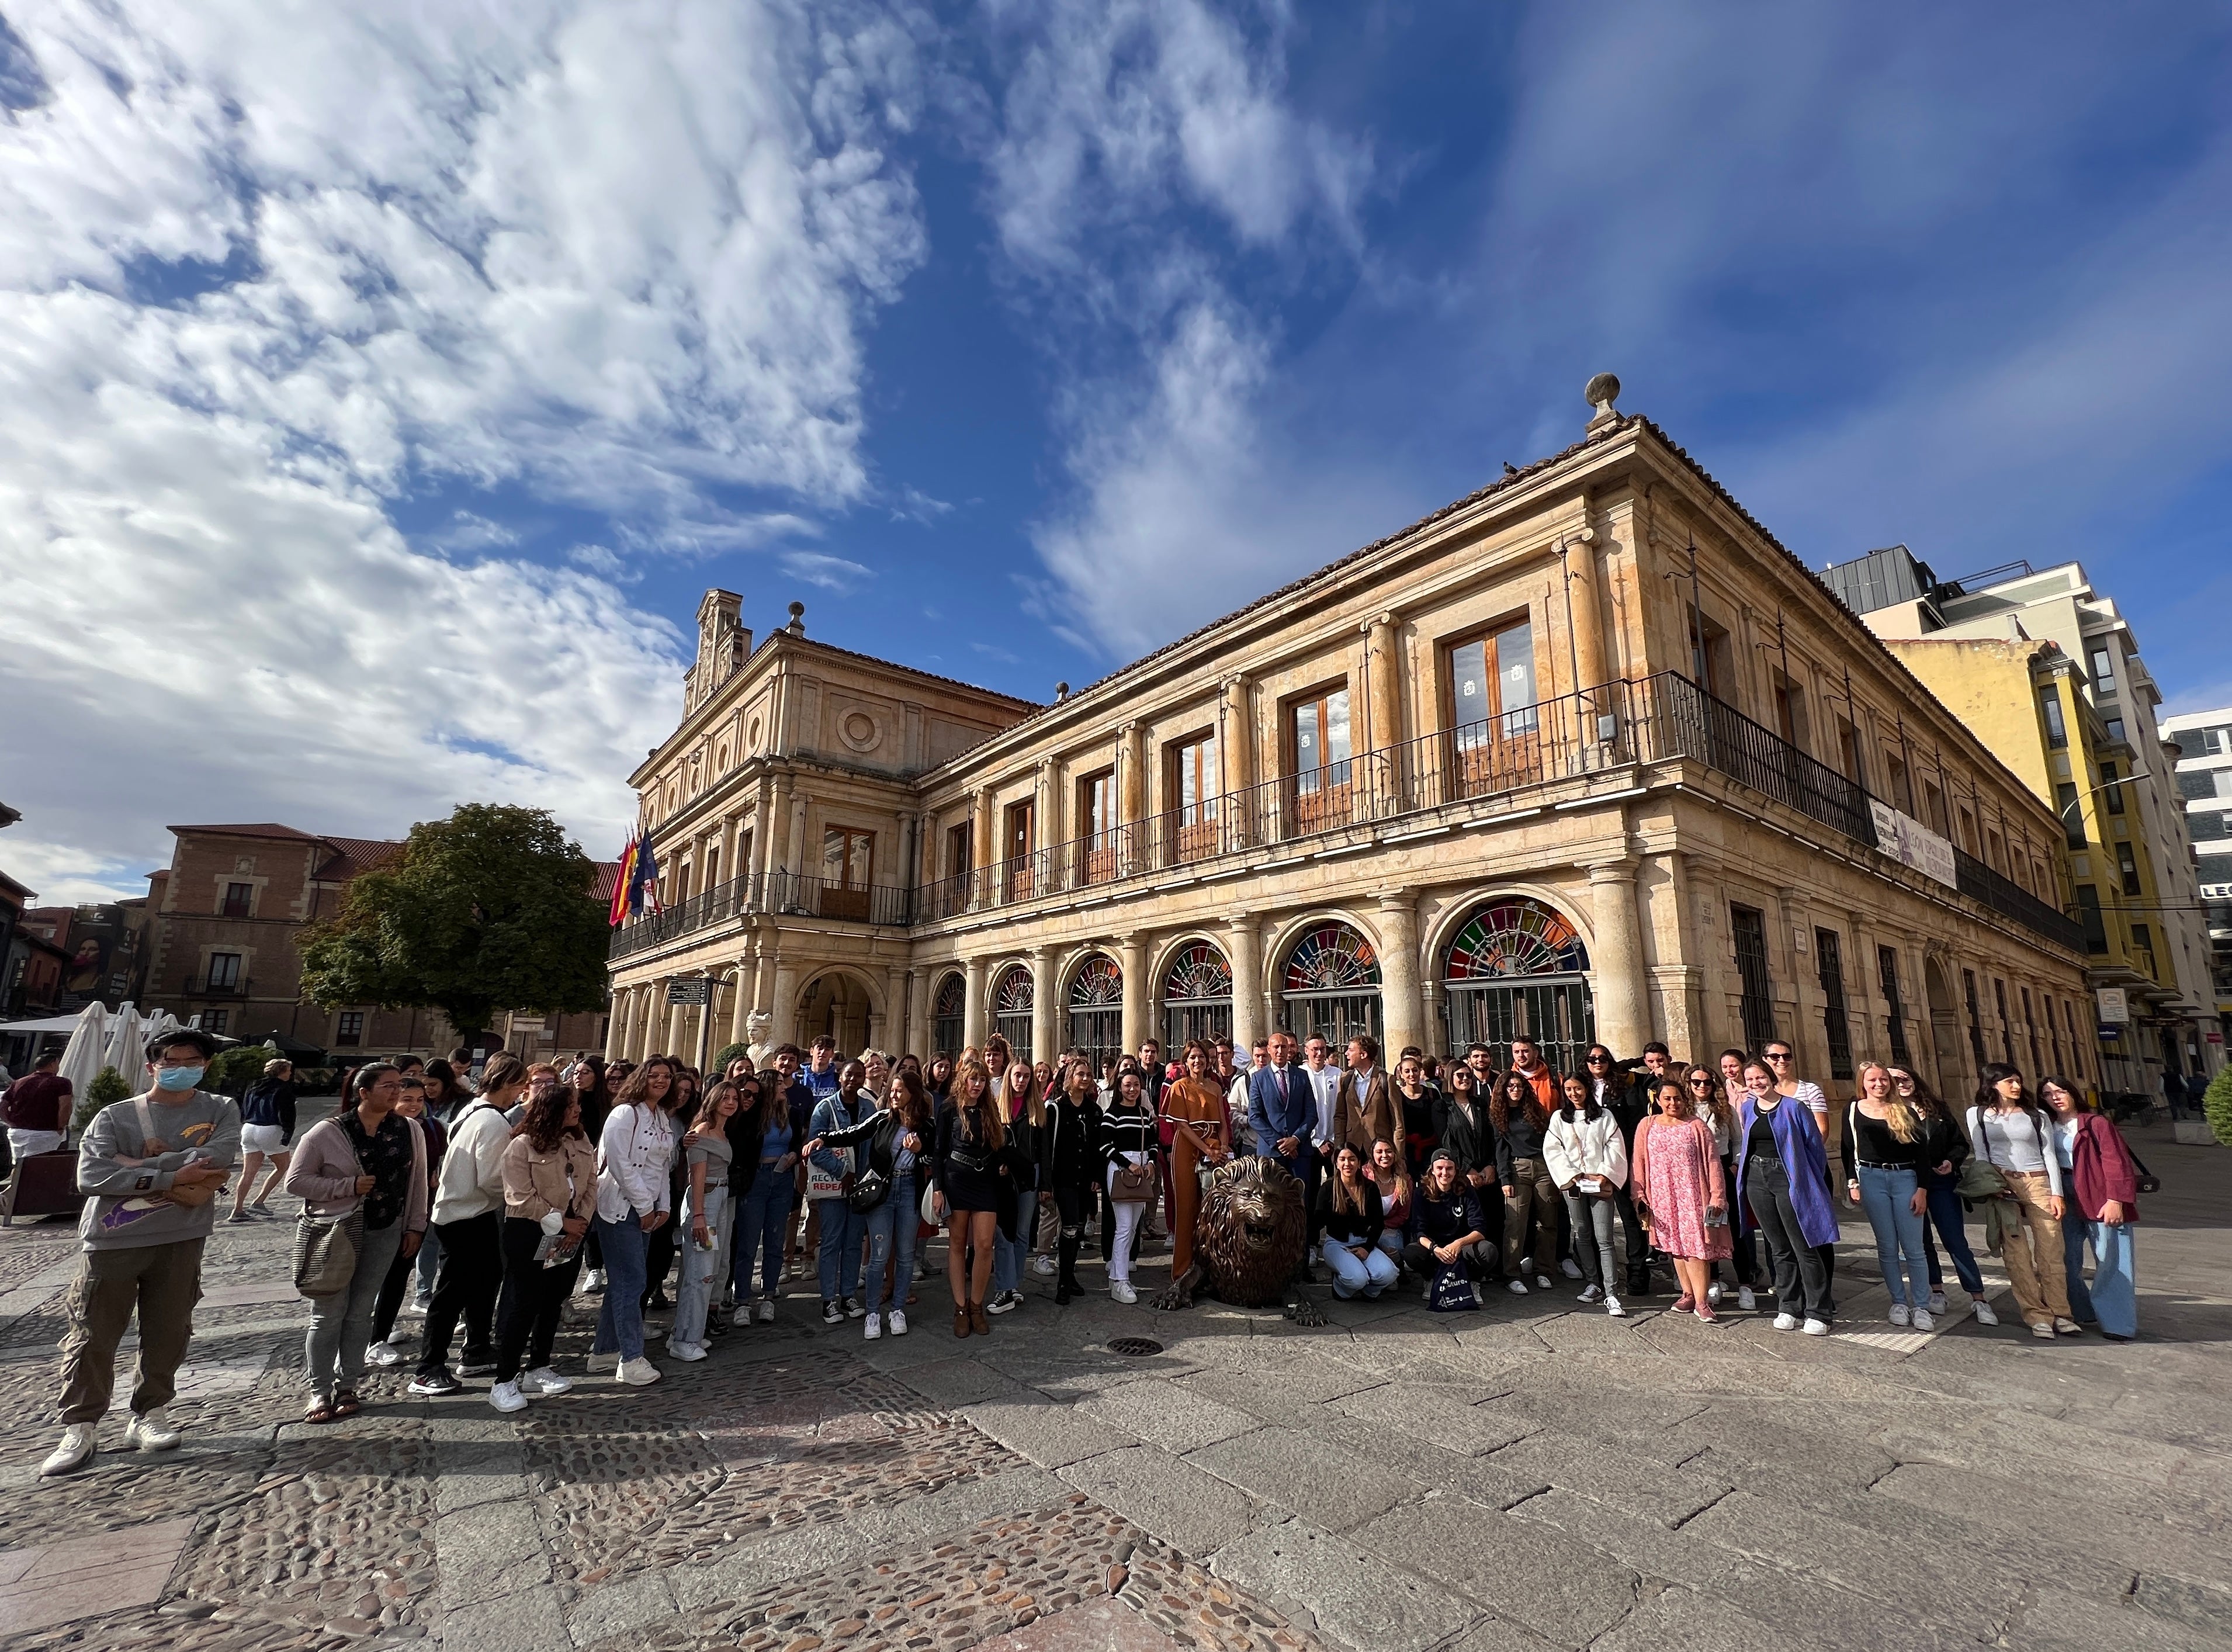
[4,3,2230,904]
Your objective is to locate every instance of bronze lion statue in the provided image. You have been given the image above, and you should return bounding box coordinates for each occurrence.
[1151,1157,1323,1325]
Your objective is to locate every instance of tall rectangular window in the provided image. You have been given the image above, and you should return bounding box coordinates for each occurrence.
[206,952,242,990]
[2105,716,2126,744]
[2101,761,2125,815]
[945,821,972,878]
[2057,783,2085,849]
[2021,986,2042,1076]
[2075,885,2108,953]
[2039,687,2067,749]
[203,1009,228,1035]
[2088,643,2116,694]
[1079,769,1117,884]
[1962,969,1987,1067]
[1888,753,1913,814]
[1877,945,1912,1066]
[1922,781,1948,837]
[1730,904,1778,1052]
[2045,993,2063,1074]
[819,826,874,919]
[1815,928,1853,1080]
[1002,799,1037,897]
[2116,841,2140,896]
[335,1011,365,1048]
[1838,719,1867,788]
[1994,978,2013,1064]
[1450,620,1538,732]
[221,881,254,918]
[1773,675,1810,753]
[2132,923,2155,979]
[1290,687,1353,831]
[1168,733,1218,863]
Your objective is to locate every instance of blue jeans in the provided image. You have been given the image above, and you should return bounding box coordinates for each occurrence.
[414,1223,443,1298]
[733,1170,792,1301]
[815,1197,863,1304]
[1856,1165,1929,1309]
[591,1211,650,1360]
[2072,1219,2137,1337]
[674,1185,731,1348]
[862,1173,918,1314]
[1921,1180,1984,1296]
[1320,1235,1399,1298]
[994,1219,1028,1294]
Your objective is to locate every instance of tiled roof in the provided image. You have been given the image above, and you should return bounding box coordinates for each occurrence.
[167,822,320,840]
[311,837,407,882]
[591,861,622,902]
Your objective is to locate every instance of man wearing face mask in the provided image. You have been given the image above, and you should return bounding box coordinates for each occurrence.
[43,1028,240,1477]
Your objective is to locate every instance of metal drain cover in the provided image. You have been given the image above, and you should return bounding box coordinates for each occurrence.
[1108,1336,1164,1357]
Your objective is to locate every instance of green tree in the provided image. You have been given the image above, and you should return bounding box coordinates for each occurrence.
[76,1066,131,1132]
[300,804,609,1040]
[2206,1066,2232,1149]
[711,1042,750,1075]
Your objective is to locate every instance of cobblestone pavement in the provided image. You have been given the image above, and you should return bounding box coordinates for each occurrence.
[1,1112,2229,1651]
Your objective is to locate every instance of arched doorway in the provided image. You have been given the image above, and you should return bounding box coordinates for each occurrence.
[1279,922,1382,1050]
[993,963,1034,1061]
[1162,939,1233,1050]
[1068,954,1124,1073]
[1924,955,1964,1101]
[798,971,873,1057]
[1439,897,1593,1075]
[931,972,965,1058]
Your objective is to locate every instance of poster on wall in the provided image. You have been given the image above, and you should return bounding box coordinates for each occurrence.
[1867,800,1958,889]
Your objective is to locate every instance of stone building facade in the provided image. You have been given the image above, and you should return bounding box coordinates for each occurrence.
[609,392,2088,1102]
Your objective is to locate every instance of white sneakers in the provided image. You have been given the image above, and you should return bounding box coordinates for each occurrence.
[488,1380,528,1414]
[363,1338,404,1368]
[1110,1280,1138,1304]
[1802,1318,1831,1336]
[864,1312,883,1341]
[1928,1290,1947,1314]
[1506,1279,1529,1296]
[521,1367,571,1396]
[586,1351,620,1373]
[1889,1303,1912,1327]
[126,1407,181,1451]
[581,1268,606,1294]
[1578,1284,1603,1303]
[1560,1258,1583,1280]
[616,1356,661,1386]
[1603,1294,1626,1317]
[1706,1282,1724,1305]
[2031,1322,2057,1339]
[1533,1274,1554,1291]
[666,1340,707,1362]
[1031,1255,1057,1277]
[888,1308,909,1336]
[1737,1286,1758,1312]
[1972,1298,1999,1326]
[2053,1317,2083,1336]
[1773,1312,1800,1331]
[41,1424,98,1477]
[755,1298,776,1325]
[1911,1308,1935,1332]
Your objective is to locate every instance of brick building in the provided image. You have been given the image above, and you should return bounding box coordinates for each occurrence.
[141,823,616,1063]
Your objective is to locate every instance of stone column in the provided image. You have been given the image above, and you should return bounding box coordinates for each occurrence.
[1226,917,1264,1050]
[770,956,800,1050]
[1364,612,1402,814]
[1588,860,1651,1057]
[785,787,810,878]
[1030,946,1058,1072]
[729,961,753,1048]
[1565,531,1607,696]
[906,968,928,1058]
[1118,933,1150,1055]
[884,963,910,1056]
[1120,722,1146,875]
[765,774,794,894]
[606,988,632,1061]
[665,981,688,1058]
[962,955,989,1051]
[1376,891,1423,1055]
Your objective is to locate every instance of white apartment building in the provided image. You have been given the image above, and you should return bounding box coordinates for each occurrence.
[2161,704,2232,1067]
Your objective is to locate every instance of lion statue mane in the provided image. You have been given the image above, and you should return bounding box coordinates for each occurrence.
[1151,1156,1323,1325]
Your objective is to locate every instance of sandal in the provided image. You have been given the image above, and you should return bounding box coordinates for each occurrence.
[332,1388,362,1419]
[304,1397,339,1426]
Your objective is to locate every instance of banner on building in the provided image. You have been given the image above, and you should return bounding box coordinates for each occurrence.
[1867,801,1958,889]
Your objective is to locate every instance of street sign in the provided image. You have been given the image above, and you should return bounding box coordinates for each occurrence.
[666,978,712,1007]
[2096,986,2129,1024]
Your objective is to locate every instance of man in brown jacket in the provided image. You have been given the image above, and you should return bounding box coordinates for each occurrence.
[1334,1034,1402,1156]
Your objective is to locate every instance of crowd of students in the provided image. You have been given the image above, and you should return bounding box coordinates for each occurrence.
[31,1019,2153,1473]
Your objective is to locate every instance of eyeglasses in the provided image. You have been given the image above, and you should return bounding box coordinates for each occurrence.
[1687,1075,1714,1086]
[1586,1054,1610,1065]
[1764,1051,1793,1062]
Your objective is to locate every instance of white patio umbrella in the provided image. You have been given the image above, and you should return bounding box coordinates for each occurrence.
[57,1001,110,1100]
[103,1001,145,1081]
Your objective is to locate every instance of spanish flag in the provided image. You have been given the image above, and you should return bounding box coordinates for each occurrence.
[608,830,663,926]
[608,835,639,927]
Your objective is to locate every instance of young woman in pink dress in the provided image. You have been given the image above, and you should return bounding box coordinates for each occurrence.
[1630,1072,1733,1322]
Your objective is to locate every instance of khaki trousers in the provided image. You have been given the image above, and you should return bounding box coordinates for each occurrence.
[2000,1169,2071,1327]
[58,1239,206,1425]
[1502,1158,1560,1278]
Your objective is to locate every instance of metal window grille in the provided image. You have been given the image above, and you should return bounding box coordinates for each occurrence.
[1731,905,1777,1052]
[1815,929,1853,1080]
[1876,946,1912,1067]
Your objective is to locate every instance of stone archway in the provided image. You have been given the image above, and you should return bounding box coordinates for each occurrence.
[1924,954,1964,1101]
[798,969,879,1057]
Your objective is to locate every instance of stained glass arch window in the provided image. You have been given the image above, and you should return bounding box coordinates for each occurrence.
[1441,898,1589,981]
[1162,941,1233,1003]
[933,973,966,1016]
[994,964,1034,1013]
[1069,954,1124,1007]
[1281,923,1381,995]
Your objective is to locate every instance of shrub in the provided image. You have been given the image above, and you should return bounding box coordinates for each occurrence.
[75,1066,132,1132]
[2206,1066,2232,1148]
[710,1042,751,1076]
[207,1045,280,1097]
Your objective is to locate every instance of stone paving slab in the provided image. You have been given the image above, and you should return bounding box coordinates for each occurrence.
[1211,1518,1478,1652]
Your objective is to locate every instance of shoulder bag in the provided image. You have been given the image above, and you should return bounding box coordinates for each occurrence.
[293,1121,366,1299]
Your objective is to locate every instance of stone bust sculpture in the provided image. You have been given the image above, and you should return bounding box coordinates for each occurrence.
[744,1009,774,1070]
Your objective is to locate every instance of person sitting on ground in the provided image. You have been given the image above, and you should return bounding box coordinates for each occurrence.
[1366,1137,1412,1276]
[1317,1144,1397,1299]
[1403,1149,1496,1305]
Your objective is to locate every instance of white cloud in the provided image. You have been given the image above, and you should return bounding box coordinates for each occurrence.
[0,0,931,896]
[779,550,874,591]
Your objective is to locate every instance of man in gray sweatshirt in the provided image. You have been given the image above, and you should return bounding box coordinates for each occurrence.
[43,1027,240,1477]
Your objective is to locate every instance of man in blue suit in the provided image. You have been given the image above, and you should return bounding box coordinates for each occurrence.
[1249,1029,1318,1279]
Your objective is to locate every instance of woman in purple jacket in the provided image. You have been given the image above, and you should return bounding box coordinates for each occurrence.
[1733,1057,1838,1334]
[2040,1078,2141,1341]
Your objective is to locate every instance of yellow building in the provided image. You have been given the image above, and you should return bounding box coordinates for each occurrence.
[609,382,2086,1104]
[1880,637,2158,1093]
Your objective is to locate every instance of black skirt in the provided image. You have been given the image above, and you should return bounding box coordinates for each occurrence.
[942,1161,1004,1215]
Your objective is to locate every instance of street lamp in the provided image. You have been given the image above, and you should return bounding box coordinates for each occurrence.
[2056,771,2150,822]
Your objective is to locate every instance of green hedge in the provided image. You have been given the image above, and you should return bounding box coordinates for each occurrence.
[75,1066,131,1131]
[2205,1066,2232,1148]
[710,1043,751,1076]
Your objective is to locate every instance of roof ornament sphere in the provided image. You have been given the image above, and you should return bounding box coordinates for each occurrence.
[1585,372,1620,413]
[785,600,806,635]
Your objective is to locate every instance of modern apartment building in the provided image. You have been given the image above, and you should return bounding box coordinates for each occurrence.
[2161,704,2232,1061]
[1827,549,2217,1089]
[608,389,2087,1104]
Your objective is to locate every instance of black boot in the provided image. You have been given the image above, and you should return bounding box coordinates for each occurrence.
[1056,1231,1083,1305]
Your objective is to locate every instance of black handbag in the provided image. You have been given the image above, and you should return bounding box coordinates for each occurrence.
[2127,1145,2162,1196]
[847,1168,891,1214]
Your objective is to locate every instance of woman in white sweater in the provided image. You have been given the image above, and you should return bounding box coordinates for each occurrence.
[1544,1072,1631,1317]
[588,1058,677,1385]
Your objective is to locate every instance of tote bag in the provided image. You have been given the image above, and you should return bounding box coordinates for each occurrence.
[293,1123,366,1299]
